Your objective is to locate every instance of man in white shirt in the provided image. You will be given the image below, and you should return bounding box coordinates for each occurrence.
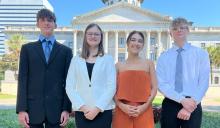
[156,17,210,128]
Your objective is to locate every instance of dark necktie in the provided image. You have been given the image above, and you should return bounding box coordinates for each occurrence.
[44,40,51,63]
[175,48,183,93]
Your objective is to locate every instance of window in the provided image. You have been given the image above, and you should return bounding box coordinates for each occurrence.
[150,53,156,61]
[201,43,206,48]
[132,0,135,5]
[150,37,157,61]
[214,77,219,84]
[150,37,156,45]
[68,42,73,48]
[118,53,125,62]
[119,37,125,48]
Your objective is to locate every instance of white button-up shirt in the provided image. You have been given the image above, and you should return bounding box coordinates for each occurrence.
[156,43,210,104]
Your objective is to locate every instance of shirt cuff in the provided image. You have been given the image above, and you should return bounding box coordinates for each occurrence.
[176,95,185,103]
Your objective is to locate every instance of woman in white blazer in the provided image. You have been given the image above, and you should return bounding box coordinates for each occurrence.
[66,23,116,128]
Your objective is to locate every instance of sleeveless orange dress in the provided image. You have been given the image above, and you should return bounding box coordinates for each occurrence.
[112,70,154,128]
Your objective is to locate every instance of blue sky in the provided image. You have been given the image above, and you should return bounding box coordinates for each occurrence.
[48,0,220,27]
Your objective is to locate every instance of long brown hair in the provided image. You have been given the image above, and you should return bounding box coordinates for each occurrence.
[81,23,104,59]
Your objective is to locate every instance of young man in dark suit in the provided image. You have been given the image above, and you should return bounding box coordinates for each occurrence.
[16,9,72,128]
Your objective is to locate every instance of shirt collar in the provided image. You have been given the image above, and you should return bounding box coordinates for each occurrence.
[172,42,191,51]
[39,34,55,45]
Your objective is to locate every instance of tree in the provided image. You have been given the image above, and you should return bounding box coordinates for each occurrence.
[0,56,8,80]
[205,45,220,84]
[1,34,26,79]
[213,46,220,67]
[207,46,220,67]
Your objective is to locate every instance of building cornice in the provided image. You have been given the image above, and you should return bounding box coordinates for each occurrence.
[4,26,220,33]
[3,26,73,32]
[190,26,220,33]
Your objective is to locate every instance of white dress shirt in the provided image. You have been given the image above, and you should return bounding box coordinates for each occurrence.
[156,42,210,104]
[66,54,116,111]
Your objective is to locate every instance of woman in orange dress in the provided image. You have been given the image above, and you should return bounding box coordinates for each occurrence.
[112,31,158,128]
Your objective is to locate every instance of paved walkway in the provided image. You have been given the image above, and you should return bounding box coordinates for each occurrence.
[0,99,16,109]
[202,105,220,112]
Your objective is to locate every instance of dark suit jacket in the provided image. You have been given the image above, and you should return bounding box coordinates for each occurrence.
[16,40,72,124]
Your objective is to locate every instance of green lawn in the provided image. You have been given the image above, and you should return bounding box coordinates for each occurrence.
[0,93,16,99]
[0,109,220,128]
[0,109,76,128]
[152,96,164,106]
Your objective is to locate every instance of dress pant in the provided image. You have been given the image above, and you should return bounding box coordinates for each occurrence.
[160,98,202,128]
[75,110,112,128]
[29,120,60,128]
[29,119,61,128]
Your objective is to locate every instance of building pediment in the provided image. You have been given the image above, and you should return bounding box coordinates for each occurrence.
[73,2,172,24]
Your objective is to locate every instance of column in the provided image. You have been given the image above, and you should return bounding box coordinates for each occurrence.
[125,32,129,59]
[104,31,108,53]
[146,31,151,59]
[115,31,118,62]
[167,31,172,49]
[140,31,147,59]
[73,31,77,56]
[157,31,162,58]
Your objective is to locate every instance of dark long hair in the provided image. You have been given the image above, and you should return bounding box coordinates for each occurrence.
[81,23,104,59]
[126,31,145,45]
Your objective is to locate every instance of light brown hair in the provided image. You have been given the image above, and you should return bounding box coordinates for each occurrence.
[81,23,104,59]
[170,17,190,30]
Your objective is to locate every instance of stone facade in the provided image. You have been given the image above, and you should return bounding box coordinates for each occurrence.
[3,1,220,86]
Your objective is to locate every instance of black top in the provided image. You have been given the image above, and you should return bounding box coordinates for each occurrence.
[86,62,95,80]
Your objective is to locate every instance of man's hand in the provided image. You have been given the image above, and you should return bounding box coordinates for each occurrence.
[180,98,197,113]
[177,108,191,120]
[84,107,101,120]
[60,111,69,127]
[18,111,30,128]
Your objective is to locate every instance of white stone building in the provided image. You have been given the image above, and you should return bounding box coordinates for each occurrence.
[3,0,220,86]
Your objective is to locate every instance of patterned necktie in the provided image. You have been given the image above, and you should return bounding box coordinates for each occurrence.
[175,48,183,93]
[44,40,51,63]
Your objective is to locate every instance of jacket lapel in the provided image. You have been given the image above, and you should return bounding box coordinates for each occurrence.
[47,41,61,65]
[78,55,101,83]
[35,41,47,65]
[90,56,100,82]
[79,57,91,83]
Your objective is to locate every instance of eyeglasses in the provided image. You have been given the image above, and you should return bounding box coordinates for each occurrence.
[130,38,144,44]
[86,32,101,37]
[172,26,188,32]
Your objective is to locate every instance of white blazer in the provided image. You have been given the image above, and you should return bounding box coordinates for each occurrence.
[66,54,116,111]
